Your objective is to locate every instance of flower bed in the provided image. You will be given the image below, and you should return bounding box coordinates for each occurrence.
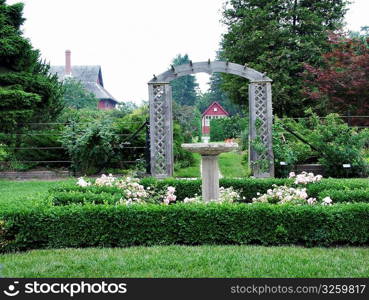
[50,175,369,204]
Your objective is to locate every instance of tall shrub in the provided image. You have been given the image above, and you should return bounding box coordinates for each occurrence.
[210,116,248,142]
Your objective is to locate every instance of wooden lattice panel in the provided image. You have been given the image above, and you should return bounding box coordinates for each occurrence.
[254,83,269,161]
[151,84,168,175]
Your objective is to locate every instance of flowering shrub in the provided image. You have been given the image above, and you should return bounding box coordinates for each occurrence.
[77,177,91,187]
[116,177,150,205]
[163,186,177,205]
[75,173,334,207]
[252,172,332,206]
[76,174,151,205]
[183,187,241,204]
[95,174,116,187]
[252,184,316,205]
[289,171,322,185]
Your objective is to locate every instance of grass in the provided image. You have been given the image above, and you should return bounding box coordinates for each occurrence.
[0,179,72,210]
[174,151,250,178]
[174,153,201,178]
[219,151,251,178]
[0,245,369,277]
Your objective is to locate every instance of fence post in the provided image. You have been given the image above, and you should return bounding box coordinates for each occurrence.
[347,111,351,127]
[145,120,151,175]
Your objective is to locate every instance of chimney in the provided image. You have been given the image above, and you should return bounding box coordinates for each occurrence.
[65,50,72,76]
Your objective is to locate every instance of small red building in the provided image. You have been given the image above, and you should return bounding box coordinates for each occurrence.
[202,102,229,135]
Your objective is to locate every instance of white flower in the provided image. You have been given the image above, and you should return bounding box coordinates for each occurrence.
[167,186,176,194]
[77,177,91,187]
[307,198,317,205]
[322,196,333,206]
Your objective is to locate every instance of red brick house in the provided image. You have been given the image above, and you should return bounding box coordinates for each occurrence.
[202,102,229,135]
[50,50,118,110]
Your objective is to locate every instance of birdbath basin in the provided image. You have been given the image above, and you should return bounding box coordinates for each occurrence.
[181,142,238,202]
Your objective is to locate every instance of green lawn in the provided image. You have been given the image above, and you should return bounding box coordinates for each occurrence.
[174,151,250,178]
[174,153,201,178]
[0,179,71,210]
[1,245,368,278]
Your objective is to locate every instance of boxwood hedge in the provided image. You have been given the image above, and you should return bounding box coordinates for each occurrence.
[1,203,369,252]
[319,189,369,203]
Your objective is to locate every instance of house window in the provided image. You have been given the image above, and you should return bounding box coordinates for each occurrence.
[214,107,218,112]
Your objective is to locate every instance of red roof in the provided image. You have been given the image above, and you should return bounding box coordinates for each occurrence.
[202,101,229,117]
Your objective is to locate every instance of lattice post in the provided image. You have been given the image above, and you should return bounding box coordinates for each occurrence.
[249,81,274,177]
[148,83,174,178]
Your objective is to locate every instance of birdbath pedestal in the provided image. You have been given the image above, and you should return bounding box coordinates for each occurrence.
[181,143,238,202]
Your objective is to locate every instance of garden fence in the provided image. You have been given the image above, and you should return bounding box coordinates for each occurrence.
[0,120,150,175]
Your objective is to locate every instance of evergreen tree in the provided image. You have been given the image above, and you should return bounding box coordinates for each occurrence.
[170,54,198,106]
[220,0,349,117]
[0,0,63,132]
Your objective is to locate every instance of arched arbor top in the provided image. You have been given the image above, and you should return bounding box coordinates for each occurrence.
[148,61,272,83]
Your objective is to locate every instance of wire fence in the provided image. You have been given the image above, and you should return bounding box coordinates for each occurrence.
[0,120,150,173]
[0,115,367,174]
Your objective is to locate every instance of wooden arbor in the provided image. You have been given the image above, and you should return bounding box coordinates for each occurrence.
[148,61,274,178]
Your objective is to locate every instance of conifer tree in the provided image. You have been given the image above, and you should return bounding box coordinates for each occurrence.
[0,0,63,132]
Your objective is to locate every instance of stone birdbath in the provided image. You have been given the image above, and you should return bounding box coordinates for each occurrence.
[181,142,239,202]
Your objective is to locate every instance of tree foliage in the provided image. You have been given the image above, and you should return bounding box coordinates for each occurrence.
[303,33,369,118]
[220,0,349,116]
[210,116,248,142]
[172,101,201,142]
[62,78,99,110]
[0,0,63,132]
[170,54,198,106]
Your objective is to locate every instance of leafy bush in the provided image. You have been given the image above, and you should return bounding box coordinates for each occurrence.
[210,116,248,142]
[309,114,369,177]
[274,113,369,178]
[272,118,312,177]
[173,123,195,169]
[61,119,116,174]
[2,203,369,252]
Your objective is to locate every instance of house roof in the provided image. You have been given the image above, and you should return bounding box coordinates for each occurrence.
[202,101,229,117]
[49,65,118,103]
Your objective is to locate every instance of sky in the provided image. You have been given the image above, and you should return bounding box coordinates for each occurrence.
[6,0,369,104]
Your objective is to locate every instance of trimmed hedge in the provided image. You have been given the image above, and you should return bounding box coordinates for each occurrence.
[319,189,369,203]
[51,191,122,206]
[49,184,122,195]
[307,179,369,198]
[1,203,369,252]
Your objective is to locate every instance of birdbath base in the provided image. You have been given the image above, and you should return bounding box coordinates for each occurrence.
[181,143,238,202]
